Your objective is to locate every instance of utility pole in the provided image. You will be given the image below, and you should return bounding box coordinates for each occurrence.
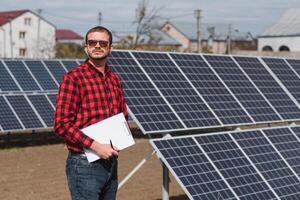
[98,12,102,25]
[195,9,202,53]
[227,24,232,54]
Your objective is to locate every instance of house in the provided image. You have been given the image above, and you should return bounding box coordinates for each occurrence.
[161,21,256,54]
[56,29,83,45]
[112,29,181,51]
[258,8,300,52]
[0,9,56,58]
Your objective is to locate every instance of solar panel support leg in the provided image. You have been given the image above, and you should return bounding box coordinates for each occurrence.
[162,162,169,200]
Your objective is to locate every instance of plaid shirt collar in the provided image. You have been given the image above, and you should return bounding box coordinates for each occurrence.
[85,59,111,77]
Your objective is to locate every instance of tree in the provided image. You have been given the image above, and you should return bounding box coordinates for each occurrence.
[132,0,162,48]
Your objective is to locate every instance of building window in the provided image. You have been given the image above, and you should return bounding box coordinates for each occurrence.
[19,31,26,39]
[262,45,273,52]
[19,48,26,57]
[279,45,290,52]
[24,18,31,25]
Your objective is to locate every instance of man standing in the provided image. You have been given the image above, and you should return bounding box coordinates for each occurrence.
[54,26,128,200]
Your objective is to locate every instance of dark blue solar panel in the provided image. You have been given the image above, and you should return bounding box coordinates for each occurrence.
[6,95,43,129]
[47,94,57,107]
[263,127,300,176]
[263,58,300,104]
[61,60,79,71]
[0,96,23,131]
[233,130,300,200]
[27,95,54,127]
[133,52,220,128]
[43,60,67,84]
[24,61,58,90]
[235,57,300,120]
[196,133,277,200]
[171,53,253,125]
[0,61,20,91]
[286,59,300,76]
[204,55,281,122]
[152,137,237,200]
[108,51,184,133]
[4,60,41,91]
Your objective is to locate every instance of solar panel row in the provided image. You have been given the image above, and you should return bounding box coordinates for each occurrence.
[151,126,300,200]
[0,59,81,92]
[108,51,300,134]
[1,51,300,133]
[0,94,55,131]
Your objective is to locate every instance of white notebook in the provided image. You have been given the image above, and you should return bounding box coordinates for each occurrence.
[81,113,135,162]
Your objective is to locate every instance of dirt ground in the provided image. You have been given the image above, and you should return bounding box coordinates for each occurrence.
[0,137,188,200]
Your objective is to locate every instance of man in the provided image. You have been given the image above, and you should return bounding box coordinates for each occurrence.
[54,26,128,200]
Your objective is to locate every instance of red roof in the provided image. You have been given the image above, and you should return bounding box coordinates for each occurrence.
[0,9,28,26]
[56,29,83,40]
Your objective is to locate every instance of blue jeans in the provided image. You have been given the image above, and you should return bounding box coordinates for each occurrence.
[66,154,118,200]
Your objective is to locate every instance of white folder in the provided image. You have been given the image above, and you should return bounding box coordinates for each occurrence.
[82,113,135,162]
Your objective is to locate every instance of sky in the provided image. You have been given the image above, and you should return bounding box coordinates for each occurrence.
[1,0,300,37]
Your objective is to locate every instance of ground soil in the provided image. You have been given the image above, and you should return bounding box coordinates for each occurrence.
[0,137,188,200]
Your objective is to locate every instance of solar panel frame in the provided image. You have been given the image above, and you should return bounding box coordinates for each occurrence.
[42,60,67,84]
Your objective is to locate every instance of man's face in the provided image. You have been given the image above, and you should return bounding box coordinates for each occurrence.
[85,31,111,60]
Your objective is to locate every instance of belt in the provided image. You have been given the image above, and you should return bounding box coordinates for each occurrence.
[69,151,86,157]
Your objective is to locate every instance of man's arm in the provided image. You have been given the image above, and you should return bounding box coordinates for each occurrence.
[54,74,94,149]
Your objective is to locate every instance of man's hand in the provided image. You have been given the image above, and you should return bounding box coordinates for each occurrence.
[90,141,119,159]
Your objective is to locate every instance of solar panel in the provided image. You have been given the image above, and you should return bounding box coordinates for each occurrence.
[0,60,20,91]
[27,94,55,127]
[170,53,253,125]
[286,59,300,76]
[262,58,300,104]
[43,60,67,84]
[47,94,57,108]
[151,137,237,200]
[61,60,80,71]
[24,60,58,90]
[132,52,220,128]
[108,51,185,133]
[151,126,300,199]
[234,56,300,120]
[233,129,300,199]
[204,55,281,123]
[263,127,300,176]
[6,95,44,129]
[4,60,41,91]
[0,96,23,131]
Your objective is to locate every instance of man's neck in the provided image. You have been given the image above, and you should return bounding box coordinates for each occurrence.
[88,59,106,74]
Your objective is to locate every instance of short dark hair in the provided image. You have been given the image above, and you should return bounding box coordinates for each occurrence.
[85,26,113,45]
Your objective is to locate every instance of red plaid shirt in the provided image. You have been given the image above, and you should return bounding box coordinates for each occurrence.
[54,61,128,153]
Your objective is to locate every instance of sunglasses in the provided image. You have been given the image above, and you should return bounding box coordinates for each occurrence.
[87,40,109,48]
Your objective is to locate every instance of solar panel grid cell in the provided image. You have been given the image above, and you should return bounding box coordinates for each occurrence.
[43,60,67,84]
[0,96,23,131]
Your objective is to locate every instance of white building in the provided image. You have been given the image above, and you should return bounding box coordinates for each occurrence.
[258,8,300,52]
[0,9,56,58]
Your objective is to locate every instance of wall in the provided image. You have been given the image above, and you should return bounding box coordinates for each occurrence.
[258,36,300,52]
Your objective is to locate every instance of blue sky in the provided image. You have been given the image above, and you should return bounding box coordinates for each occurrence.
[1,0,300,36]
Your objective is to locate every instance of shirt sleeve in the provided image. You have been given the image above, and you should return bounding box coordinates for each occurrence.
[54,74,94,149]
